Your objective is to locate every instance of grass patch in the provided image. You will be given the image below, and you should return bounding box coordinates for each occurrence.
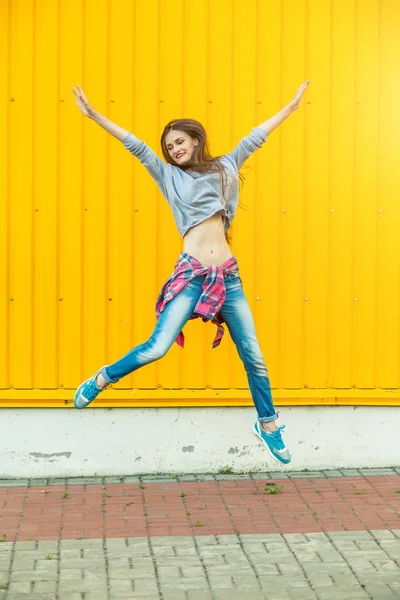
[264,482,284,495]
[218,466,233,475]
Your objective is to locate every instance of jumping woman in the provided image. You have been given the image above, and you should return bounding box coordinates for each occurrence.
[72,80,310,465]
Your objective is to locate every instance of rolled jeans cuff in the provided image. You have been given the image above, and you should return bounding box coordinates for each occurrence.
[100,366,119,384]
[258,412,278,423]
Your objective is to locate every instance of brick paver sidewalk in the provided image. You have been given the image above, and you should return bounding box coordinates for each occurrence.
[0,470,399,599]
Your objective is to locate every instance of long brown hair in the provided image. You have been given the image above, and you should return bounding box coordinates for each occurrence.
[161,119,243,245]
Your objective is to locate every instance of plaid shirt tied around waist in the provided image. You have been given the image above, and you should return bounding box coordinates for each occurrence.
[155,252,240,349]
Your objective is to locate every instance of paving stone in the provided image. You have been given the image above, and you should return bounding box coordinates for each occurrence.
[264,590,291,600]
[8,582,32,593]
[7,595,56,600]
[207,575,235,588]
[195,536,218,546]
[314,588,369,599]
[340,469,362,477]
[0,479,29,487]
[288,590,317,600]
[30,479,48,487]
[37,541,58,552]
[161,577,208,591]
[214,593,267,600]
[328,531,373,541]
[323,470,344,478]
[104,476,123,484]
[251,472,275,480]
[186,592,214,600]
[10,569,58,582]
[59,580,108,593]
[370,530,396,540]
[359,468,397,476]
[34,581,57,593]
[123,476,140,483]
[47,478,66,486]
[177,474,197,482]
[141,475,175,483]
[61,538,103,549]
[288,471,325,479]
[215,474,250,480]
[263,472,289,480]
[66,477,99,485]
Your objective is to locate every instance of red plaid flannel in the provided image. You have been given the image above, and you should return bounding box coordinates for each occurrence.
[155,252,240,348]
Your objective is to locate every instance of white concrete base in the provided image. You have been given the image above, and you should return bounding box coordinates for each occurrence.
[1,406,399,478]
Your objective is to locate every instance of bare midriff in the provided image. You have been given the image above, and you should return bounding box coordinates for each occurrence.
[182,213,233,267]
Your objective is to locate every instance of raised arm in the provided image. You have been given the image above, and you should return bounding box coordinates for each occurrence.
[258,80,310,135]
[223,81,310,170]
[72,85,129,141]
[72,85,167,192]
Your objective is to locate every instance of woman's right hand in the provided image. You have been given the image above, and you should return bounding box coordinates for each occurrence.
[72,85,94,118]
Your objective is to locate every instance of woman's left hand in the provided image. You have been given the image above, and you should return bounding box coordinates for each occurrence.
[289,80,310,111]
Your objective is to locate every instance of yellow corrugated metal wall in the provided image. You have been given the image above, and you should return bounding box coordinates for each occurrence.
[1,0,400,407]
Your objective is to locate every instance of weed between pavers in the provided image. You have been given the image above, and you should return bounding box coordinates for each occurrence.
[62,493,69,499]
[46,555,53,560]
[195,520,203,527]
[180,493,186,498]
[0,584,8,590]
[264,482,284,495]
[354,489,365,495]
[218,466,234,475]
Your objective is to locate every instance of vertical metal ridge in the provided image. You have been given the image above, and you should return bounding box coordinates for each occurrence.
[130,0,136,390]
[376,0,381,389]
[254,0,260,338]
[31,0,37,388]
[5,0,11,387]
[277,0,284,388]
[179,0,185,389]
[302,0,309,388]
[155,0,161,390]
[228,0,234,389]
[79,0,86,380]
[351,0,357,388]
[105,0,111,367]
[327,0,333,387]
[204,0,211,388]
[56,0,61,387]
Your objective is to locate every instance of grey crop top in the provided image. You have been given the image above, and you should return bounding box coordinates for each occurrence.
[122,126,268,237]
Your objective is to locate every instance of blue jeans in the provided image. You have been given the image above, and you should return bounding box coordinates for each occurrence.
[101,274,277,423]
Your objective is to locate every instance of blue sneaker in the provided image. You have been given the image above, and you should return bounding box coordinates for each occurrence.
[74,366,108,409]
[252,422,291,465]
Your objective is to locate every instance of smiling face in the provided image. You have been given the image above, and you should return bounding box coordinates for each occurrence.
[165,129,199,166]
